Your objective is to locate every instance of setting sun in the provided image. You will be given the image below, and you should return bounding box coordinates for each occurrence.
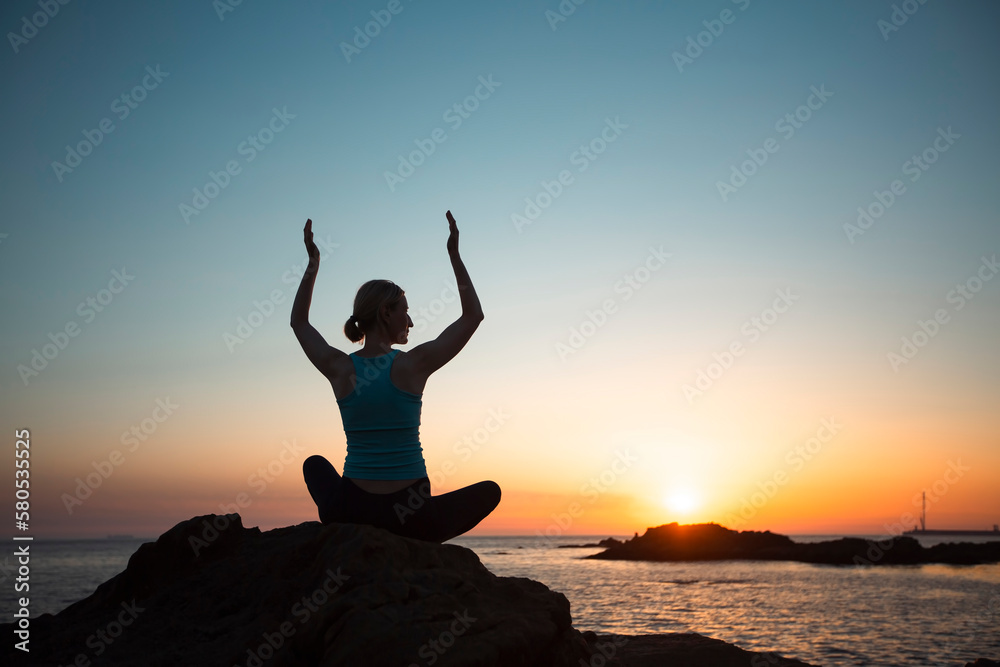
[663,489,701,516]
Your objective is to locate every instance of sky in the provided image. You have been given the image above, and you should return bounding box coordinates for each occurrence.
[1,0,998,539]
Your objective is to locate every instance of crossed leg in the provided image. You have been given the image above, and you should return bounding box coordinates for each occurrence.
[302,455,341,524]
[302,455,501,543]
[433,480,502,542]
[403,480,502,543]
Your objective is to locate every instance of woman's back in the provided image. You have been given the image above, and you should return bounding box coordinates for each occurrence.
[337,349,427,481]
[327,348,426,400]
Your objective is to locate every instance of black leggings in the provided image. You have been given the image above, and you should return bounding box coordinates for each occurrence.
[302,455,501,543]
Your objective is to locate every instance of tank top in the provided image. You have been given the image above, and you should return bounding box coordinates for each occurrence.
[337,349,427,479]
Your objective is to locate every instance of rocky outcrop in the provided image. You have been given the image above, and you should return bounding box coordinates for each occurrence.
[558,537,624,549]
[3,515,819,666]
[593,632,816,667]
[587,522,1000,565]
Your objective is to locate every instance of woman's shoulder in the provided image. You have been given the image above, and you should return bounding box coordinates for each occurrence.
[389,349,426,395]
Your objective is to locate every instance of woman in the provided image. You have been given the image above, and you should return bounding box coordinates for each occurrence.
[290,211,501,543]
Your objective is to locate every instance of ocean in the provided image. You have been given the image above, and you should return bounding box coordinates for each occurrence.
[4,534,998,667]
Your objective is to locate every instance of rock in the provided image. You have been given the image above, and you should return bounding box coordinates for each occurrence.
[587,522,1000,565]
[597,633,816,667]
[2,515,824,666]
[5,514,594,666]
[557,537,625,549]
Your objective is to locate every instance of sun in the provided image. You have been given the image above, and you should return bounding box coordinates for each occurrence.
[663,489,701,516]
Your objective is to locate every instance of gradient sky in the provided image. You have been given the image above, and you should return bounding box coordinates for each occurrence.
[2,1,998,539]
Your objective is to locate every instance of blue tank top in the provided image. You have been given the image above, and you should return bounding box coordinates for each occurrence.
[337,349,427,479]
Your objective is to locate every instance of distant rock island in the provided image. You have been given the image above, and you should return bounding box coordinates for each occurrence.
[2,514,821,666]
[586,522,1000,565]
[558,537,626,548]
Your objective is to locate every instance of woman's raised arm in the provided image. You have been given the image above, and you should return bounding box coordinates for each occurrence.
[446,210,484,321]
[406,211,484,378]
[290,219,320,328]
[291,219,339,377]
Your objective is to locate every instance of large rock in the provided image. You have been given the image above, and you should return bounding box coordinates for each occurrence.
[587,522,1000,565]
[3,515,819,666]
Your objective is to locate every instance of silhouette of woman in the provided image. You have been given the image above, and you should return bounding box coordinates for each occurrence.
[291,211,501,543]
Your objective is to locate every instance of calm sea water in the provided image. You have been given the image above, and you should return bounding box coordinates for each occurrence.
[3,534,998,667]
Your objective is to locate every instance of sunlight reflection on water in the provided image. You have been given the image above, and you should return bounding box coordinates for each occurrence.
[452,535,1000,667]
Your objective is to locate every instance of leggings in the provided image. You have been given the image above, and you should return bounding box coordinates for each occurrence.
[302,455,501,543]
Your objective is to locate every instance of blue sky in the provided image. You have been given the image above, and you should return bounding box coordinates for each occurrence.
[2,0,998,537]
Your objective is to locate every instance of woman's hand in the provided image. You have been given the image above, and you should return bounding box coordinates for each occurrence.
[291,219,321,328]
[446,210,459,257]
[304,218,320,273]
[443,210,483,321]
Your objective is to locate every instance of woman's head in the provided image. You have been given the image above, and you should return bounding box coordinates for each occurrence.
[344,279,410,344]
